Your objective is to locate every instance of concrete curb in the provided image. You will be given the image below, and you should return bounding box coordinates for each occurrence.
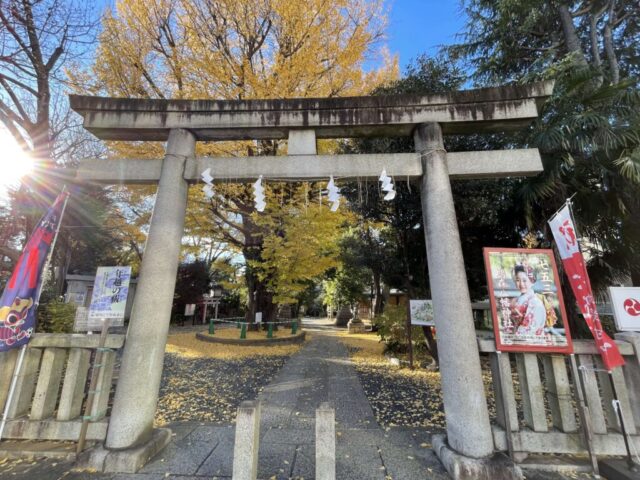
[195,331,306,346]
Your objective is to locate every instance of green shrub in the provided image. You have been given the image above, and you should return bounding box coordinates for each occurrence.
[38,300,77,333]
[374,304,428,355]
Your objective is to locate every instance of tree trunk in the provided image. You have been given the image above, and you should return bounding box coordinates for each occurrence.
[602,2,620,84]
[588,13,602,68]
[244,261,276,325]
[373,270,384,315]
[558,3,587,61]
[55,237,73,296]
[421,326,439,365]
[242,214,277,325]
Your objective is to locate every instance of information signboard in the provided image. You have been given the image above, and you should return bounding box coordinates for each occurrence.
[609,287,640,332]
[410,300,435,326]
[82,266,131,330]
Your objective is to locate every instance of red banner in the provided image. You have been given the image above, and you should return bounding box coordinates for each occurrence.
[549,205,624,370]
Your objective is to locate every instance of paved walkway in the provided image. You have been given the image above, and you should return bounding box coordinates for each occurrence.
[0,327,595,480]
[131,332,448,479]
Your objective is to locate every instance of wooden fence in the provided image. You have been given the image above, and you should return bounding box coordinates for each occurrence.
[0,333,124,442]
[478,336,640,456]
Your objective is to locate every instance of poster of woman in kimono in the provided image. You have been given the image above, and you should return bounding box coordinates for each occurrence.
[483,247,573,353]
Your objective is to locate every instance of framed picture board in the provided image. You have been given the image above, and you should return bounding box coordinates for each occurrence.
[483,247,573,354]
[409,300,435,326]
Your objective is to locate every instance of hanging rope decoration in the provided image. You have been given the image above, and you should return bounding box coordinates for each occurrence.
[201,168,214,199]
[379,169,396,201]
[201,169,397,212]
[253,175,266,212]
[327,175,341,212]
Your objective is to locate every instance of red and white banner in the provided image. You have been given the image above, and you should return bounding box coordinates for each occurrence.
[549,205,625,371]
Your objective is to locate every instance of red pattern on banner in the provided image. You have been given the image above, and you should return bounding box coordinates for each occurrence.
[550,208,625,370]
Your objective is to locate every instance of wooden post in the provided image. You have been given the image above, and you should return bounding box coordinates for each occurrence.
[405,298,414,369]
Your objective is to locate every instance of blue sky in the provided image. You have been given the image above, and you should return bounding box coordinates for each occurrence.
[384,0,467,72]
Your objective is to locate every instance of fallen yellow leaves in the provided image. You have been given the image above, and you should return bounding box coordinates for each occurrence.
[165,331,303,359]
[155,348,292,425]
[208,327,298,340]
[335,331,386,364]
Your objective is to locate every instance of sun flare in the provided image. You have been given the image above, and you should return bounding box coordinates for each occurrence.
[0,128,34,198]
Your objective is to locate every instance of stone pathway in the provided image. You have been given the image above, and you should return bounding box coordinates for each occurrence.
[129,332,448,479]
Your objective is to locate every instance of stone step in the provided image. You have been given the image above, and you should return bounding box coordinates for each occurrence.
[518,454,595,473]
[0,440,81,461]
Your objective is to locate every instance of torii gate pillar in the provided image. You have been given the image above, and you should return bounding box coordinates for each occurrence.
[105,129,195,457]
[416,124,506,474]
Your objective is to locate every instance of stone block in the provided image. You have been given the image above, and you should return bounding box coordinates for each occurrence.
[316,402,335,480]
[195,437,234,477]
[77,427,172,473]
[57,348,91,421]
[347,320,365,334]
[232,400,261,480]
[7,348,42,419]
[598,458,640,480]
[30,348,66,420]
[287,130,317,155]
[335,443,386,480]
[432,434,523,480]
[256,443,296,479]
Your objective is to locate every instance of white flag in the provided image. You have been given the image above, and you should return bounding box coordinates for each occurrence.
[548,204,580,259]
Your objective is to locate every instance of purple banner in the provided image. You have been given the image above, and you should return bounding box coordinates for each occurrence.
[0,192,68,351]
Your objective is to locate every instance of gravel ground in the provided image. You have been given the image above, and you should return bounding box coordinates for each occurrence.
[154,352,291,425]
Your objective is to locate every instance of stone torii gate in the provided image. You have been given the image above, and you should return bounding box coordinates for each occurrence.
[70,81,553,478]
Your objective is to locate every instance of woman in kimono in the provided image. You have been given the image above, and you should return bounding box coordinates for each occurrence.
[510,264,547,340]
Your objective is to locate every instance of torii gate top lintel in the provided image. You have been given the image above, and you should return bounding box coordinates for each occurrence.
[69,80,553,142]
[74,80,555,471]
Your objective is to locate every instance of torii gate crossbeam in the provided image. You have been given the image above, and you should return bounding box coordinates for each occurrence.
[70,81,553,479]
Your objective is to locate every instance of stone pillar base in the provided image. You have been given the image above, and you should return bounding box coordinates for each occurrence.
[347,319,365,334]
[76,428,171,473]
[432,434,523,480]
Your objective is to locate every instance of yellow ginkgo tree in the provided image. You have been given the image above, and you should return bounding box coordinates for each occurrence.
[71,0,397,321]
